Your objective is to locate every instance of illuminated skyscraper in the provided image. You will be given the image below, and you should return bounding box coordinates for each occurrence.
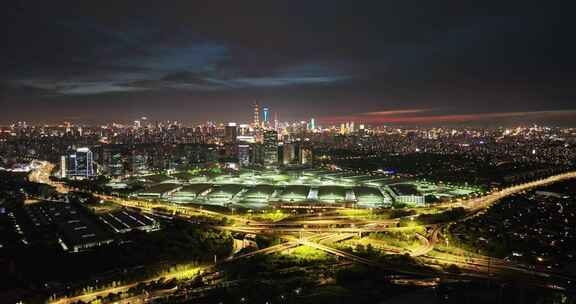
[131,153,148,175]
[224,122,238,143]
[60,156,67,178]
[300,146,313,166]
[262,107,270,128]
[63,147,95,178]
[282,143,297,165]
[253,102,260,128]
[263,130,278,168]
[103,146,124,177]
[238,144,250,167]
[309,118,316,130]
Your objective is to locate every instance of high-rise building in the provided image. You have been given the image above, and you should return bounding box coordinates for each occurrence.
[358,124,366,136]
[238,144,251,167]
[300,146,313,166]
[63,147,95,179]
[263,130,278,168]
[60,156,67,178]
[340,123,347,135]
[238,124,250,136]
[251,144,264,166]
[262,107,270,128]
[309,118,316,130]
[102,146,124,177]
[282,143,297,165]
[131,152,148,175]
[224,122,238,143]
[253,102,260,128]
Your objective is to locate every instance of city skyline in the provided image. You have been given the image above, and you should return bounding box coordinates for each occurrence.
[3,2,576,303]
[2,1,575,126]
[3,105,576,129]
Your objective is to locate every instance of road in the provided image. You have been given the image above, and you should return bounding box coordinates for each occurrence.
[297,239,379,266]
[27,162,576,301]
[49,266,203,304]
[27,161,68,193]
[224,233,348,262]
[410,226,441,257]
[444,170,576,212]
[300,236,573,291]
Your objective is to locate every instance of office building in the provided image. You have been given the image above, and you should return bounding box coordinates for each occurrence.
[262,107,270,128]
[300,146,313,165]
[60,156,67,178]
[251,144,264,166]
[102,147,124,177]
[224,122,238,143]
[238,144,251,167]
[238,124,250,136]
[131,152,149,175]
[63,147,95,179]
[283,143,297,165]
[263,130,278,168]
[253,102,260,128]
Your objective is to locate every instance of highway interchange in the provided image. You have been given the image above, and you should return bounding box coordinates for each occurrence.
[27,162,576,303]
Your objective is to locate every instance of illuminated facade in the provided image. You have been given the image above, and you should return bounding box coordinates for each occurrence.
[263,130,278,168]
[102,146,124,177]
[283,143,297,165]
[262,107,270,128]
[63,147,95,178]
[300,146,313,165]
[224,122,238,143]
[238,144,251,167]
[253,102,260,128]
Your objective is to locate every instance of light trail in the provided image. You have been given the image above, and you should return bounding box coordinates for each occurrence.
[27,161,576,301]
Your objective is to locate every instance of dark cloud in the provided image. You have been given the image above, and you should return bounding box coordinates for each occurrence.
[0,81,59,97]
[161,72,212,84]
[1,0,575,125]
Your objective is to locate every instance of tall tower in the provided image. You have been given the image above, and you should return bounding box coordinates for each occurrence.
[262,107,270,128]
[263,130,278,168]
[253,102,260,128]
[274,112,279,130]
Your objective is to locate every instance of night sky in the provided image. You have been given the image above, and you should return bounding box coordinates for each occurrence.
[1,1,575,126]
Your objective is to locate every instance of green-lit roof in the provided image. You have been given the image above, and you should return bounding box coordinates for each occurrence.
[318,186,347,200]
[280,185,310,199]
[139,183,181,194]
[178,183,212,195]
[208,184,244,198]
[243,185,275,198]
